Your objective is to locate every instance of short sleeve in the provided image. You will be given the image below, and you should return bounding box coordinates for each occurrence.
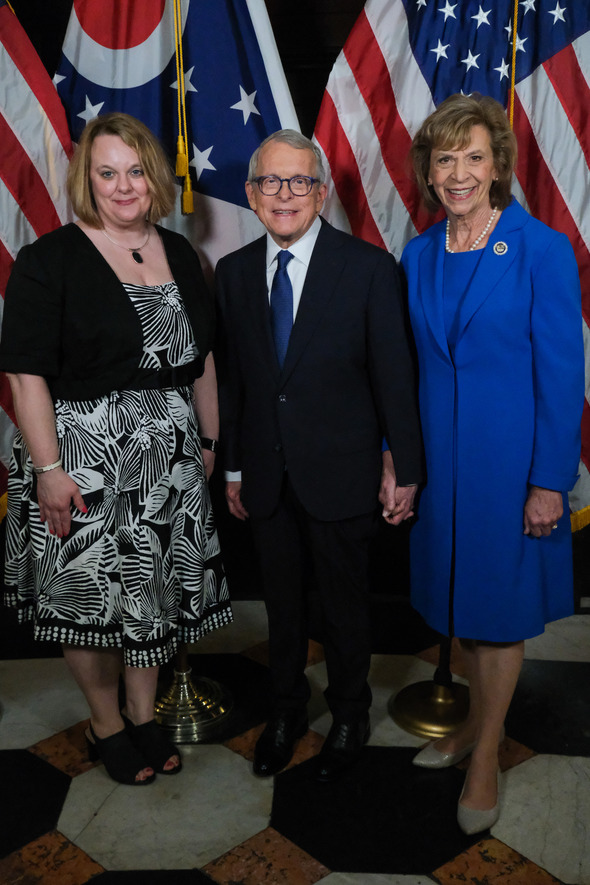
[0,240,62,378]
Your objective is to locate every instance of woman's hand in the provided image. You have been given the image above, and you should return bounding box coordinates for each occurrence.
[37,468,86,538]
[523,485,563,538]
[202,449,216,481]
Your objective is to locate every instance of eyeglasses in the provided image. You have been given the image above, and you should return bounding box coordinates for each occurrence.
[252,175,320,196]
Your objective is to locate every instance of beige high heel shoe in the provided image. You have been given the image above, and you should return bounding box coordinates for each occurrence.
[412,726,505,769]
[457,770,501,835]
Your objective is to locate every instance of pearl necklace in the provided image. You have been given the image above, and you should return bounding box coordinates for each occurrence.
[445,208,497,253]
[101,227,151,264]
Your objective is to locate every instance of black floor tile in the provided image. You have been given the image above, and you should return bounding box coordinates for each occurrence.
[508,660,590,756]
[271,746,482,874]
[0,750,71,858]
[90,871,216,884]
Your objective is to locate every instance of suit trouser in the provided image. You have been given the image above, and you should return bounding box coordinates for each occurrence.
[250,473,375,722]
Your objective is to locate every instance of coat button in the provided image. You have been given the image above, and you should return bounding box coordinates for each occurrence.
[278,394,287,403]
[274,443,283,452]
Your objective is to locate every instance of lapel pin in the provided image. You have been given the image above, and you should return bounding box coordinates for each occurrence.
[493,241,508,255]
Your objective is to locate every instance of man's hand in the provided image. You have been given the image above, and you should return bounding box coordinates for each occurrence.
[379,449,417,525]
[225,480,249,520]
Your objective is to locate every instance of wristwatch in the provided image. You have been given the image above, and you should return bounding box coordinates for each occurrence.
[199,437,218,453]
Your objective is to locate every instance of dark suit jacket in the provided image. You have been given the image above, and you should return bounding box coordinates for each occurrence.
[215,218,422,522]
[0,223,214,401]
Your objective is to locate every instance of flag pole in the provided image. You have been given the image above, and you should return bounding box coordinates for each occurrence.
[389,521,469,738]
[389,636,469,739]
[154,643,234,743]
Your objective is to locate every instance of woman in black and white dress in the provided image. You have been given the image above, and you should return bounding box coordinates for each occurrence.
[0,112,231,785]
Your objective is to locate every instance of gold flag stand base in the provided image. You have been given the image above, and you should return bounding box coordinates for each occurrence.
[154,646,234,743]
[389,680,469,739]
[389,636,470,739]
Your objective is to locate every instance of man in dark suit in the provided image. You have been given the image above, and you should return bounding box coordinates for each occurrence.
[216,130,422,781]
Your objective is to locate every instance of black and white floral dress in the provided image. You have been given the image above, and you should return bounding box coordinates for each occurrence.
[4,281,231,667]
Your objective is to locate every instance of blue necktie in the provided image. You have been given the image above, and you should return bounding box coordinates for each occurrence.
[270,250,294,367]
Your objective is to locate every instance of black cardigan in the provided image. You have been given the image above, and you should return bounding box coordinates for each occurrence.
[0,223,214,400]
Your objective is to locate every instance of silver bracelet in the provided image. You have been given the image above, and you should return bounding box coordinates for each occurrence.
[33,458,62,475]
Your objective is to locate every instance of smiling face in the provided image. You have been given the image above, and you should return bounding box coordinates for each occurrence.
[89,134,152,231]
[245,140,327,248]
[428,124,498,222]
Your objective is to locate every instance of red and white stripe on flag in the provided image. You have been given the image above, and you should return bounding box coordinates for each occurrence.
[0,0,73,518]
[313,0,590,530]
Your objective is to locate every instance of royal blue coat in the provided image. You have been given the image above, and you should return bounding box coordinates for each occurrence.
[402,198,584,641]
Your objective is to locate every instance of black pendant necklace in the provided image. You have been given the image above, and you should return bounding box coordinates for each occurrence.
[101,227,151,262]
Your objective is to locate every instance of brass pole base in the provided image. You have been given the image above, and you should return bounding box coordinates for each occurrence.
[389,681,470,739]
[154,666,234,744]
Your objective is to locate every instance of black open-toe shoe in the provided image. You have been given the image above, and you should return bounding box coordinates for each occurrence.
[124,717,182,775]
[86,723,156,786]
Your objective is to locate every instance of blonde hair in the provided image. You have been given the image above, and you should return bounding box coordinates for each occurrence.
[411,93,517,213]
[67,112,176,226]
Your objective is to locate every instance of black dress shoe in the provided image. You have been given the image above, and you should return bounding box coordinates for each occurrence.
[315,715,370,783]
[253,709,308,777]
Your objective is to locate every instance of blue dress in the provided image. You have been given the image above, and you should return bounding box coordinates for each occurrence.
[402,200,583,642]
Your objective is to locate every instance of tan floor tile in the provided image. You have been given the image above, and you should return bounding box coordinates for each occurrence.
[28,720,96,778]
[305,640,325,668]
[224,722,265,761]
[0,830,104,885]
[498,736,536,770]
[287,728,324,769]
[432,837,563,884]
[224,723,322,771]
[241,641,270,667]
[203,826,330,885]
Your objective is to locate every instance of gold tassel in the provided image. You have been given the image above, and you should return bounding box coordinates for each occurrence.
[176,135,188,177]
[173,0,193,213]
[571,504,590,532]
[508,0,519,126]
[182,174,194,215]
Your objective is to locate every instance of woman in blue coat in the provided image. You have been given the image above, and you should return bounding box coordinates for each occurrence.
[402,94,583,834]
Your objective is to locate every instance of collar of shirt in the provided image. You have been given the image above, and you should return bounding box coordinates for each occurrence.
[265,215,322,316]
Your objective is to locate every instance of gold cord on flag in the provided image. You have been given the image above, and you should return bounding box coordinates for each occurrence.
[173,0,193,214]
[508,0,519,127]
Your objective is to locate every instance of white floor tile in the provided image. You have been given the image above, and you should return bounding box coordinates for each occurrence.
[524,614,590,662]
[187,600,268,654]
[493,754,590,884]
[0,658,88,749]
[58,743,274,869]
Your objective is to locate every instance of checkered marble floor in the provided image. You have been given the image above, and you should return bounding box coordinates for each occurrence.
[0,601,589,885]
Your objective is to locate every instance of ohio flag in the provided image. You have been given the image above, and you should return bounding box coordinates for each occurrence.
[55,0,299,271]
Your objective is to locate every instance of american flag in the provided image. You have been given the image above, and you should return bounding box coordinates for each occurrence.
[54,0,298,272]
[0,0,73,517]
[313,0,590,527]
